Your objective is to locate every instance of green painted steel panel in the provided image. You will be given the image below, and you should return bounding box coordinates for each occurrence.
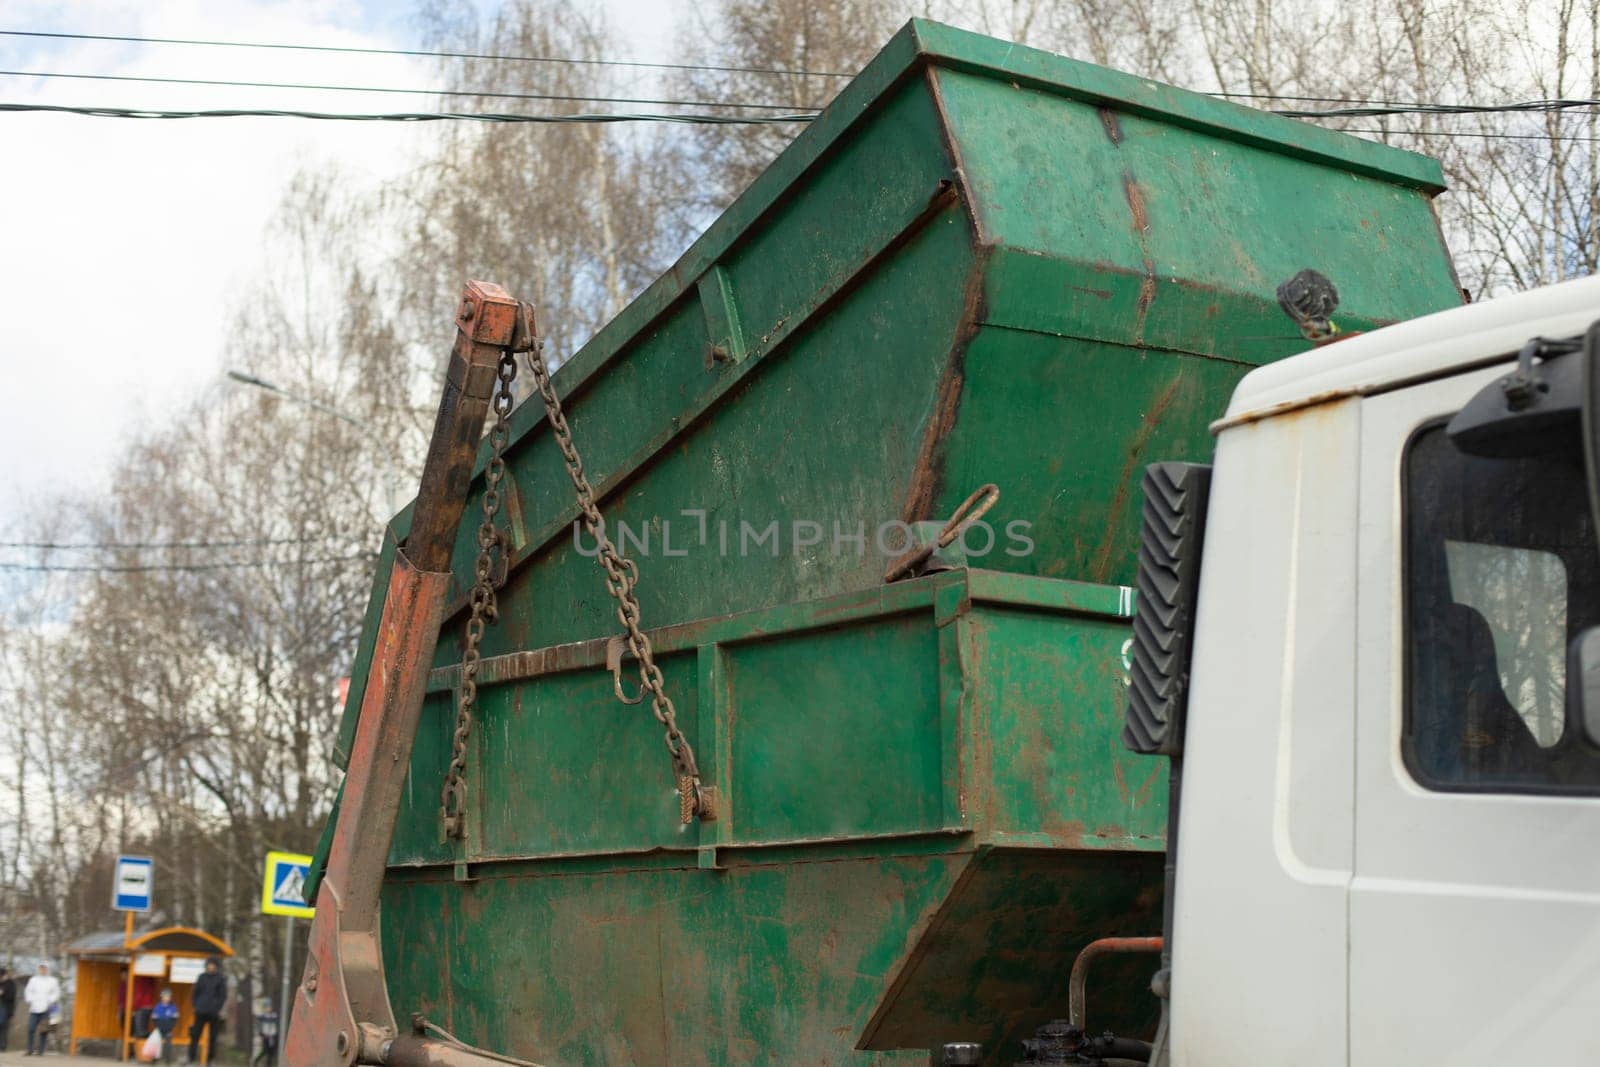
[933,331,1251,587]
[858,847,1165,1051]
[334,19,1460,766]
[366,568,1161,1065]
[390,689,457,865]
[964,606,1165,844]
[378,846,1163,1065]
[726,617,944,842]
[318,15,1469,1065]
[939,68,1459,362]
[380,851,967,1066]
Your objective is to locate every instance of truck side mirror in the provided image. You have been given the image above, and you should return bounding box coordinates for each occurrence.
[1446,336,1582,459]
[1583,319,1600,568]
[1569,628,1600,750]
[1574,322,1600,750]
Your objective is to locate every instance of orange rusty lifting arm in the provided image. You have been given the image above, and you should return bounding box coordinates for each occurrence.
[285,282,541,1067]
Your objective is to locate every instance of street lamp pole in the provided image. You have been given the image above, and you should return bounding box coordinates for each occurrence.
[225,370,401,518]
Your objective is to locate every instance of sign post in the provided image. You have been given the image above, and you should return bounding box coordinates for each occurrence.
[261,852,314,1067]
[110,855,153,1062]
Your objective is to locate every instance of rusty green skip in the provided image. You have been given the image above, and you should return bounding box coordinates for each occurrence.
[319,18,1462,1065]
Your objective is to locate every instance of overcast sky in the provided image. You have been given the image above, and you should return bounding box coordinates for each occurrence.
[0,0,683,533]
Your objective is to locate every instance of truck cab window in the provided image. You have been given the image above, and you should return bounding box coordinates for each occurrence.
[1404,421,1600,792]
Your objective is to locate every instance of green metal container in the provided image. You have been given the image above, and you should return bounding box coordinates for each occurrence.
[328,18,1461,1065]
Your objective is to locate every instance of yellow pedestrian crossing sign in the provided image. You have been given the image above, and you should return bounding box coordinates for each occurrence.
[261,850,316,918]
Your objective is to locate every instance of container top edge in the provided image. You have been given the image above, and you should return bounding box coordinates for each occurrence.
[904,18,1446,193]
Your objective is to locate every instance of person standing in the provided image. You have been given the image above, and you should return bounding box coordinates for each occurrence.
[151,989,180,1065]
[250,999,277,1067]
[0,966,17,1051]
[23,963,60,1056]
[187,958,227,1065]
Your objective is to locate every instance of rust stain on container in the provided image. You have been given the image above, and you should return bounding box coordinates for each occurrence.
[1089,373,1183,583]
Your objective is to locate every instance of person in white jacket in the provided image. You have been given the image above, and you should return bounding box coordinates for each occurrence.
[23,964,60,1056]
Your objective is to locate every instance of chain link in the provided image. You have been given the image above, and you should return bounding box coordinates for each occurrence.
[523,339,710,823]
[440,352,518,840]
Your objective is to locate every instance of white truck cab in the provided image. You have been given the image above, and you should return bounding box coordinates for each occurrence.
[1129,275,1600,1065]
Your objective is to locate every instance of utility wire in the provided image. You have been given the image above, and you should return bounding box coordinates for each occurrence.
[1209,89,1600,109]
[2,29,1594,111]
[1278,98,1600,119]
[0,554,377,573]
[0,68,819,112]
[9,27,1600,117]
[11,63,1600,119]
[8,101,1600,138]
[1344,127,1600,144]
[0,102,815,123]
[0,536,348,550]
[0,29,856,79]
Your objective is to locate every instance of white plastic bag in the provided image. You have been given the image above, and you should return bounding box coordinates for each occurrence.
[139,1029,163,1062]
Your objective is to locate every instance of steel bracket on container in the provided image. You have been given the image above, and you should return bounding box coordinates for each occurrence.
[698,265,749,366]
[605,635,648,705]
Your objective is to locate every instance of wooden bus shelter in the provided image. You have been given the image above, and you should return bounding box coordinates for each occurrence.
[66,926,233,1061]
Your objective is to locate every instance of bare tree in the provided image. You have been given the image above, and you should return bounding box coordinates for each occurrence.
[397,0,698,362]
[671,0,915,210]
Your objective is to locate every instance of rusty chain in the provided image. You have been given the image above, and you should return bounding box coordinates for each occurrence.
[440,352,518,841]
[523,337,713,824]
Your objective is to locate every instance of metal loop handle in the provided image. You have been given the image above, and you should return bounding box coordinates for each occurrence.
[883,483,1001,582]
[937,483,1001,547]
[606,636,646,705]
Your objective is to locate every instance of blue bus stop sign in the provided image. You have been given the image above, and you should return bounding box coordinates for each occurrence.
[113,854,153,913]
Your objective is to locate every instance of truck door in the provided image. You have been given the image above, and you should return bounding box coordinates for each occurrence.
[1351,363,1600,1062]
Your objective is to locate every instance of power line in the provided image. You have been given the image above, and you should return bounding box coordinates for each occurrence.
[8,100,1597,140]
[6,28,1598,116]
[13,66,1599,121]
[0,536,350,551]
[1208,89,1593,109]
[0,29,856,80]
[0,102,815,124]
[1279,98,1600,119]
[0,68,819,112]
[0,554,377,573]
[1213,89,1407,105]
[1344,126,1600,144]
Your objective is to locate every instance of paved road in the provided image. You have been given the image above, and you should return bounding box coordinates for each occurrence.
[0,1054,244,1067]
[0,1056,149,1067]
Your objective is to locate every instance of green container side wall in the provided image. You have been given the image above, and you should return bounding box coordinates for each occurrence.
[858,848,1164,1055]
[390,651,705,867]
[390,570,1151,866]
[931,332,1252,588]
[726,616,945,843]
[379,852,965,1067]
[391,689,456,864]
[366,573,1161,1065]
[898,66,1462,590]
[963,606,1166,845]
[937,67,1461,363]
[335,20,1455,767]
[905,21,1442,193]
[438,87,973,671]
[378,845,1163,1066]
[334,66,972,769]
